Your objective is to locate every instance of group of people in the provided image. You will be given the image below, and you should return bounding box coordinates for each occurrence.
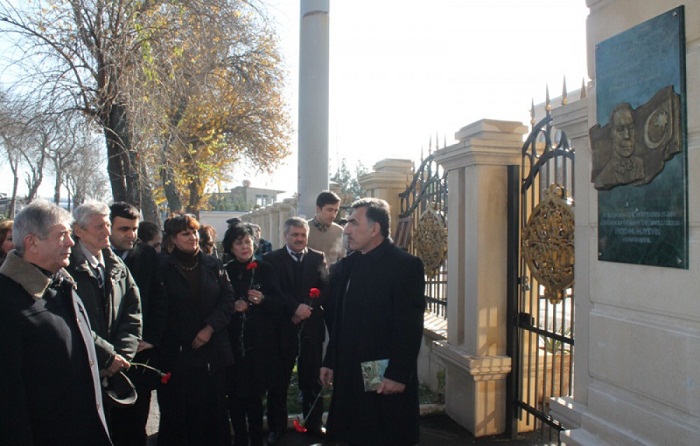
[0,190,426,446]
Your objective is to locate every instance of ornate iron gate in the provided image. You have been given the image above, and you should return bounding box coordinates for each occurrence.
[507,111,575,441]
[397,153,448,317]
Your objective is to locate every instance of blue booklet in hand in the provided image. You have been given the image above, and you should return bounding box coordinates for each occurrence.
[361,359,389,392]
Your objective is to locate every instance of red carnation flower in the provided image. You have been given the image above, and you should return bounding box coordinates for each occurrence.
[131,361,172,385]
[246,261,258,270]
[309,288,321,299]
[293,419,307,433]
[161,372,172,384]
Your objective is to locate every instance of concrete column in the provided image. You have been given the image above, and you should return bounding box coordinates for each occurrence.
[357,159,413,237]
[297,0,329,218]
[432,119,527,437]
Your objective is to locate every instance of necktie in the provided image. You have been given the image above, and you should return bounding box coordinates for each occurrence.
[95,264,105,288]
[291,252,303,262]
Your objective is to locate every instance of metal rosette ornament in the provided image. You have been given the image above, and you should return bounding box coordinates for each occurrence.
[413,206,447,279]
[522,184,574,304]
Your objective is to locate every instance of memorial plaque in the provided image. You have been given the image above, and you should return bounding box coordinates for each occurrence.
[593,6,688,268]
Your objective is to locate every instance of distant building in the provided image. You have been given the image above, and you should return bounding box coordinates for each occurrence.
[209,180,284,211]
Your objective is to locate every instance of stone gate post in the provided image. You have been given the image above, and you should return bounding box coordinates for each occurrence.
[357,159,413,237]
[432,119,527,436]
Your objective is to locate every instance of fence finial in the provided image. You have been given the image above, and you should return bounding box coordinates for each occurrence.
[545,85,552,112]
[580,78,587,99]
[530,99,536,126]
[562,76,568,105]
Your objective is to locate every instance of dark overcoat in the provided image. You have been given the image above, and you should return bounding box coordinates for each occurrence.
[225,258,283,397]
[0,252,112,445]
[67,243,142,368]
[323,239,426,446]
[157,251,235,446]
[159,251,235,373]
[264,247,329,348]
[124,243,168,348]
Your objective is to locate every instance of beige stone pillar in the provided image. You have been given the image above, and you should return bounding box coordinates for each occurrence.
[266,206,281,251]
[357,159,413,237]
[432,119,527,437]
[249,210,262,231]
[276,202,296,248]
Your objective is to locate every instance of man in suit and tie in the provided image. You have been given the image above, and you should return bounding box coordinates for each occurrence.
[264,217,329,444]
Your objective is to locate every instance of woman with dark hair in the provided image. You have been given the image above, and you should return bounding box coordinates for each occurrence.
[138,221,163,254]
[0,220,14,265]
[199,224,219,258]
[223,223,282,446]
[157,212,235,446]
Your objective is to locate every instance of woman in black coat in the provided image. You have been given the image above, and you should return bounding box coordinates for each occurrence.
[157,213,235,446]
[223,223,283,446]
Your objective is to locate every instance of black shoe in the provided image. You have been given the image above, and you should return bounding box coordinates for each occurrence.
[266,431,284,445]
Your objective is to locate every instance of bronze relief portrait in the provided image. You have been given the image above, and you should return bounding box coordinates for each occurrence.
[590,86,681,191]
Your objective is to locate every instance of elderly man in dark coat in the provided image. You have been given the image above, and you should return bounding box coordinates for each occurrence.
[67,202,142,380]
[0,199,111,445]
[321,198,426,446]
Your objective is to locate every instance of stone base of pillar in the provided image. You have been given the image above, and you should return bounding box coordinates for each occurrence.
[548,396,584,430]
[433,340,511,437]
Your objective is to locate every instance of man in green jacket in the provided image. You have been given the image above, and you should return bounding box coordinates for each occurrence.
[67,201,142,381]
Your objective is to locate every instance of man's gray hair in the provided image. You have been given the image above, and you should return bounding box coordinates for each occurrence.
[13,199,72,256]
[72,201,110,229]
[284,216,309,234]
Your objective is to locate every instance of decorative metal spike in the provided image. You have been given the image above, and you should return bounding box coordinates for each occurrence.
[562,76,568,105]
[580,78,587,99]
[530,99,536,126]
[545,85,552,112]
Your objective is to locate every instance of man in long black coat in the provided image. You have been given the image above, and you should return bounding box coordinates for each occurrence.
[265,217,329,444]
[321,198,425,446]
[0,199,112,445]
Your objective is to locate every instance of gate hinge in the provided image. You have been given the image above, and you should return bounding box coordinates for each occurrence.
[516,312,535,328]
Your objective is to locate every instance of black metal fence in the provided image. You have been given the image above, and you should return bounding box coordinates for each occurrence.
[397,153,448,317]
[507,109,575,442]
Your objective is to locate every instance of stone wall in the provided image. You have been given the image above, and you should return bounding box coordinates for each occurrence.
[555,1,700,444]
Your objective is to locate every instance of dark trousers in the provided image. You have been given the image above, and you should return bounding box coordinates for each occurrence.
[228,396,264,446]
[111,349,157,446]
[266,336,324,433]
[299,339,324,431]
[111,388,151,446]
[157,366,230,446]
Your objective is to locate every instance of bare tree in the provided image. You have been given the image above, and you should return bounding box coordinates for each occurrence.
[62,131,110,207]
[45,114,107,207]
[0,91,28,217]
[0,0,290,221]
[0,0,165,213]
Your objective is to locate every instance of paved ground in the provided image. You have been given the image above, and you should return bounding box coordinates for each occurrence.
[145,392,558,445]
